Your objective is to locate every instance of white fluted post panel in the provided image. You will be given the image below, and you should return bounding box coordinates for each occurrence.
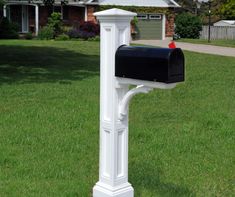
[3,5,7,17]
[93,9,136,197]
[35,5,39,36]
[162,14,166,40]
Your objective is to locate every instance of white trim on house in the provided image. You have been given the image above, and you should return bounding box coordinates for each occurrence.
[3,5,7,17]
[4,3,39,35]
[85,0,99,4]
[137,14,148,20]
[35,4,39,35]
[167,0,180,7]
[64,2,86,6]
[85,6,88,21]
[149,14,162,20]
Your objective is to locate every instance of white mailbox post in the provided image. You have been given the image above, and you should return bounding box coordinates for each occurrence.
[93,8,177,197]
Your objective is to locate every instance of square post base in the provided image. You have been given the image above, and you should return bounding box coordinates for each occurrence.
[93,183,134,197]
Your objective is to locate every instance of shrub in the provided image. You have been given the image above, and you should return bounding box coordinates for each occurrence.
[87,35,100,41]
[79,21,100,35]
[61,25,72,34]
[78,31,96,40]
[67,28,80,39]
[175,13,202,39]
[66,22,99,40]
[25,32,33,40]
[38,26,54,40]
[173,33,181,40]
[47,12,62,37]
[37,12,62,40]
[67,21,100,40]
[0,17,19,39]
[131,16,138,26]
[55,33,70,41]
[67,28,96,40]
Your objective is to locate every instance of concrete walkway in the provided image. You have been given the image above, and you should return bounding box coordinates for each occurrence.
[131,39,235,57]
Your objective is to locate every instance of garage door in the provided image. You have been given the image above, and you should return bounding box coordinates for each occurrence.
[135,14,163,40]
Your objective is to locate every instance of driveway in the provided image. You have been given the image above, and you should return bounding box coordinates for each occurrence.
[131,39,235,57]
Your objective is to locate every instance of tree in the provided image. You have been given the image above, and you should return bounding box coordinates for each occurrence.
[175,0,198,13]
[219,0,235,19]
[0,17,19,39]
[175,12,202,38]
[47,12,62,36]
[0,0,4,12]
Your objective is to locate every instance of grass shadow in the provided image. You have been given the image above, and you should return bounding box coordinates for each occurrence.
[129,159,195,197]
[0,45,99,84]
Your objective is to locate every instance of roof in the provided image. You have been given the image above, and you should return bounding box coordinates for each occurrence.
[97,0,180,7]
[5,0,91,5]
[221,20,235,25]
[5,0,179,7]
[214,20,235,26]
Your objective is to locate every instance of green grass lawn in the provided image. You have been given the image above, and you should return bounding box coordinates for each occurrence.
[0,40,234,197]
[178,39,235,48]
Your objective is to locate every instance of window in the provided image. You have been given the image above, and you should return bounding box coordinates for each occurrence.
[62,6,69,20]
[53,6,61,13]
[149,14,162,20]
[137,14,147,20]
[29,6,35,19]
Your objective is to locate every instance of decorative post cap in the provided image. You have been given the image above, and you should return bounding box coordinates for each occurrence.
[94,8,137,18]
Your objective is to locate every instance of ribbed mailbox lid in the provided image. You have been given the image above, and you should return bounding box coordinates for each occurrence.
[115,45,185,83]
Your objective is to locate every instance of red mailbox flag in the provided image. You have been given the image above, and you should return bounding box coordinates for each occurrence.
[168,41,176,49]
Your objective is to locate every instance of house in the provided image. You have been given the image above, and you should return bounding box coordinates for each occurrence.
[1,0,179,39]
[214,20,235,27]
[1,0,98,36]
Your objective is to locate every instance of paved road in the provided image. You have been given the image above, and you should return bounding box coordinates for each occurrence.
[131,39,235,57]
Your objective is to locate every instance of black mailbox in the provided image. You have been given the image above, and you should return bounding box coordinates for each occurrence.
[115,45,185,83]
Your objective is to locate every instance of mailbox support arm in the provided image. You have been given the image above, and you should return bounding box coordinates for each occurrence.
[119,85,153,120]
[116,77,177,89]
[117,78,177,120]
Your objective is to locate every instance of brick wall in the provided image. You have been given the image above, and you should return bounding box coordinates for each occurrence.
[28,6,35,32]
[87,5,97,23]
[38,6,85,28]
[165,15,175,38]
[39,6,50,27]
[0,8,3,19]
[68,6,84,23]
